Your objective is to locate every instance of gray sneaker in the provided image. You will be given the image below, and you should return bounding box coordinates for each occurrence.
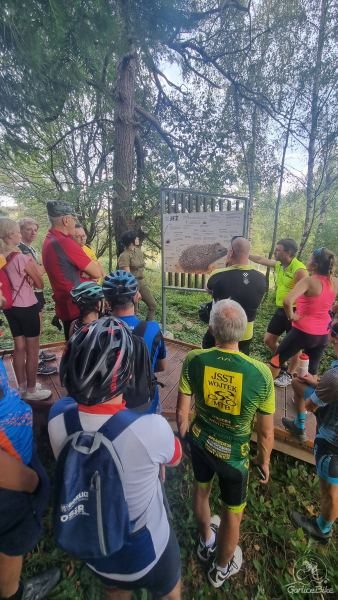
[39,350,57,362]
[37,361,58,376]
[274,371,292,387]
[197,515,220,562]
[207,546,243,588]
[282,417,307,442]
[290,511,332,544]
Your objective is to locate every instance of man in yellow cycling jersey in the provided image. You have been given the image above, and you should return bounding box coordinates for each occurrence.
[250,238,306,387]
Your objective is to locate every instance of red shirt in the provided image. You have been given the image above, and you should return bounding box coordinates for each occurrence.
[42,229,91,321]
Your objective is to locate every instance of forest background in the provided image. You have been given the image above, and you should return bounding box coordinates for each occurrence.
[1,1,338,598]
[0,0,337,264]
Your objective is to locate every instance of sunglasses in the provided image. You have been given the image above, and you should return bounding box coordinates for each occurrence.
[328,320,338,338]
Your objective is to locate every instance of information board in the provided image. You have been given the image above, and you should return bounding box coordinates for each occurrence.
[163,211,244,274]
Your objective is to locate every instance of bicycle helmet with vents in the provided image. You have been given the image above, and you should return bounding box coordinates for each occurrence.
[60,317,133,405]
[102,270,138,300]
[70,281,104,306]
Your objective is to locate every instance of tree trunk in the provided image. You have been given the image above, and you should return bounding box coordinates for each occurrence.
[112,50,137,251]
[265,99,296,289]
[298,0,328,256]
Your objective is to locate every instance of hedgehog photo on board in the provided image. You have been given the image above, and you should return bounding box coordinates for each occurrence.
[177,242,228,273]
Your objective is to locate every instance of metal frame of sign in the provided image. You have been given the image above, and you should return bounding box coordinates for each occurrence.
[160,187,249,333]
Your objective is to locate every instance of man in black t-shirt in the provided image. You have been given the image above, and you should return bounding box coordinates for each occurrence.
[203,237,266,354]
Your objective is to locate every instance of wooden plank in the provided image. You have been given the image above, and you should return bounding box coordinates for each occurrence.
[0,337,318,463]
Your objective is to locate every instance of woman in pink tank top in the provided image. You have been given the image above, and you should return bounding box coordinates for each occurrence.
[0,218,51,402]
[271,247,338,378]
[276,248,338,444]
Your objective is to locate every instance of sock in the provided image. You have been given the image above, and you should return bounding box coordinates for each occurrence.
[204,530,216,548]
[294,412,306,430]
[316,514,334,534]
[216,561,230,574]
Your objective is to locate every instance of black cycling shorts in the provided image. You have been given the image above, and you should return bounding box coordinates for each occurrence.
[97,526,181,597]
[0,451,49,555]
[274,327,328,374]
[267,308,291,337]
[3,304,40,338]
[314,439,338,485]
[190,441,248,512]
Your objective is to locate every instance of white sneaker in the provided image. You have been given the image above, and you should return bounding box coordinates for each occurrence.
[197,515,221,562]
[23,388,52,401]
[274,372,292,387]
[207,546,243,588]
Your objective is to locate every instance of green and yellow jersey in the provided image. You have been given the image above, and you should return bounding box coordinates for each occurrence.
[274,257,306,307]
[179,348,275,469]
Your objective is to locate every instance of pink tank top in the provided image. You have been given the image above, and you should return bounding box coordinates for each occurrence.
[5,253,38,308]
[293,275,335,335]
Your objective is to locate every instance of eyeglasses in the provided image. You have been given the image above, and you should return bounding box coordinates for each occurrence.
[327,320,338,338]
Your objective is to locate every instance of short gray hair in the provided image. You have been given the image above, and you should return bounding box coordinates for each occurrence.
[209,299,247,343]
[49,215,64,227]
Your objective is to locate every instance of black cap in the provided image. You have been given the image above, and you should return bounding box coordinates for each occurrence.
[46,200,78,218]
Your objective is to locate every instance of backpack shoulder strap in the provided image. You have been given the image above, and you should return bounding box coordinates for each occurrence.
[133,320,148,338]
[63,405,83,435]
[98,409,143,441]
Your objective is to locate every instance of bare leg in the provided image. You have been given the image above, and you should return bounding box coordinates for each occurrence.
[0,554,23,598]
[320,479,338,522]
[269,363,280,379]
[288,352,300,375]
[291,379,307,415]
[216,507,243,567]
[12,336,26,388]
[25,336,40,390]
[105,589,132,600]
[264,332,279,354]
[193,481,213,542]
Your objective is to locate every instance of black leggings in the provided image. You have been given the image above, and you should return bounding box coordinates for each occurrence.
[274,327,328,374]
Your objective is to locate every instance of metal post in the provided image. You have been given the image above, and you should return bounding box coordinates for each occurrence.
[160,188,167,334]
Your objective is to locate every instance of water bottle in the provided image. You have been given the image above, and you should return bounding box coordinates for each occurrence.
[297,353,309,377]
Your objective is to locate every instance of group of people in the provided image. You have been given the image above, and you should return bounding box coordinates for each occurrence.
[0,203,337,599]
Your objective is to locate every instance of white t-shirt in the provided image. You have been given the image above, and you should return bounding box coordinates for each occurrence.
[48,398,181,581]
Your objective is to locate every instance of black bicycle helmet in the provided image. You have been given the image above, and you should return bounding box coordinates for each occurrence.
[60,317,133,405]
[70,281,104,306]
[102,270,138,300]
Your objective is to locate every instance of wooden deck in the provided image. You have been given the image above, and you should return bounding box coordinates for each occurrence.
[2,339,315,464]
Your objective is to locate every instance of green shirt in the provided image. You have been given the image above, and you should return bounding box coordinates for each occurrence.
[179,348,275,467]
[118,247,145,279]
[275,257,306,307]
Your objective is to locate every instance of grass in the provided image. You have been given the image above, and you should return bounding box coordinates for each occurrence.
[2,268,337,598]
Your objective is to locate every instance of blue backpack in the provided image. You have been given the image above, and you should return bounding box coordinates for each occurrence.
[53,406,142,561]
